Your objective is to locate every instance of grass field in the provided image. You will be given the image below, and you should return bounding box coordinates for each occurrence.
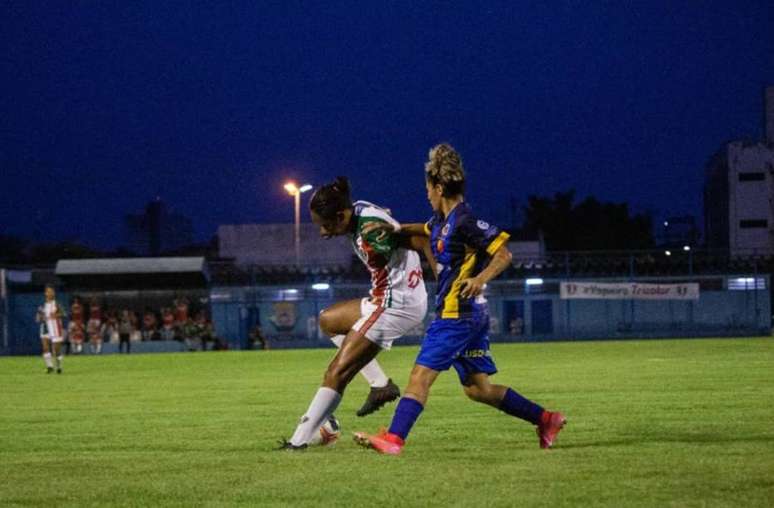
[1,338,773,507]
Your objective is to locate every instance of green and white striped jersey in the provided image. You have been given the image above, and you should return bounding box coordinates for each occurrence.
[351,200,426,309]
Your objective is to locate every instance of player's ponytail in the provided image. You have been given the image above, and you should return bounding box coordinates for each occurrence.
[309,176,353,221]
[425,143,465,197]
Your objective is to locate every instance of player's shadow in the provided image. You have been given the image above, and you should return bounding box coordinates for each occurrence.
[559,432,773,450]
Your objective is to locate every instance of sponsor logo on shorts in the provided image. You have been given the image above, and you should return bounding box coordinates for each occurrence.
[462,349,491,358]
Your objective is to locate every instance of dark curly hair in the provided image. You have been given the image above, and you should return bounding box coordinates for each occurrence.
[309,176,353,221]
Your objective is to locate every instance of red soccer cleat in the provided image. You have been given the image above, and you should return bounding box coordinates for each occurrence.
[353,428,405,455]
[537,411,567,449]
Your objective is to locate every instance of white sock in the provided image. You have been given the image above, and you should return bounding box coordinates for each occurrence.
[43,353,53,368]
[329,334,388,388]
[290,387,342,446]
[56,356,63,368]
[359,361,389,388]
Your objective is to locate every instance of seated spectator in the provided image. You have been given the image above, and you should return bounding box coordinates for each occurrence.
[173,296,189,332]
[160,307,176,341]
[67,320,85,354]
[129,310,141,342]
[248,324,270,350]
[142,308,159,341]
[87,316,103,354]
[87,298,103,353]
[102,312,119,345]
[195,311,214,351]
[181,317,200,351]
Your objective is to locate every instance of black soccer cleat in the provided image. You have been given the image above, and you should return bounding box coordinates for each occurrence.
[56,368,62,374]
[276,438,308,451]
[46,367,54,374]
[356,379,400,417]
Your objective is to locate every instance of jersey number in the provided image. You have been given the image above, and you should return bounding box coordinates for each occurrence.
[408,268,423,289]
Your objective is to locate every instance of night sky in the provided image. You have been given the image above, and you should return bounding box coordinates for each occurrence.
[2,1,773,249]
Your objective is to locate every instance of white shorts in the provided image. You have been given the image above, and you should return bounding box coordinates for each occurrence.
[352,298,427,350]
[41,335,64,343]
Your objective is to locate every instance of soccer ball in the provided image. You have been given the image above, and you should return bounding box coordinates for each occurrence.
[308,414,341,446]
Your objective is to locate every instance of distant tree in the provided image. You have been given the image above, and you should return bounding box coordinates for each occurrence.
[161,235,219,258]
[522,190,654,251]
[105,247,139,258]
[27,242,101,264]
[0,235,29,264]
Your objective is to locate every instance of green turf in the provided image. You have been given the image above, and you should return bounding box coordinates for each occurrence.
[1,338,773,507]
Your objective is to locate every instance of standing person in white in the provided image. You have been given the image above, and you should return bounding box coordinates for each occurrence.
[278,177,433,450]
[38,285,66,374]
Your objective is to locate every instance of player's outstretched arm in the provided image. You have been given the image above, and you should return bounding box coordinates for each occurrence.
[399,234,438,280]
[361,221,429,238]
[399,223,430,236]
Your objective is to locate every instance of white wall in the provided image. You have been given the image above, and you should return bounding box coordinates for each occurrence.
[727,141,774,255]
[218,224,352,266]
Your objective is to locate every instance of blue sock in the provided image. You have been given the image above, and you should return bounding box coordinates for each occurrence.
[388,397,424,440]
[499,388,544,425]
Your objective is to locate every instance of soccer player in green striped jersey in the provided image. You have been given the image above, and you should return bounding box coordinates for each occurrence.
[279,177,432,449]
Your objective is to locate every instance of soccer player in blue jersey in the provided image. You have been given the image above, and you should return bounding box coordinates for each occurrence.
[355,143,566,455]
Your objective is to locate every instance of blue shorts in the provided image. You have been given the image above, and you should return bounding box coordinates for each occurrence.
[415,315,498,385]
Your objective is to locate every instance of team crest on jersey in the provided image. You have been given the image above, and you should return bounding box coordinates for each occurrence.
[477,220,490,230]
[441,224,450,236]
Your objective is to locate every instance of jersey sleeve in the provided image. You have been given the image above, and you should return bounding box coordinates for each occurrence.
[457,212,511,256]
[358,207,399,257]
[424,215,437,236]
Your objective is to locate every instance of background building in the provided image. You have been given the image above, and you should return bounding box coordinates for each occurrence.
[705,86,774,256]
[217,223,351,267]
[218,222,545,269]
[124,199,195,256]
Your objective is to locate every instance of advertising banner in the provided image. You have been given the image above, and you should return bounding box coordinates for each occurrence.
[560,281,699,300]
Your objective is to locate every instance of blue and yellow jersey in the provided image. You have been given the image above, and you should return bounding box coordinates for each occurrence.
[426,202,510,319]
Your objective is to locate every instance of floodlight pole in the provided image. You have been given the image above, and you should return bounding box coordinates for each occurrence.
[294,191,301,265]
[284,183,312,267]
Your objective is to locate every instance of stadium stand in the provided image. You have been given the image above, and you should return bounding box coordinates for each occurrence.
[1,250,771,355]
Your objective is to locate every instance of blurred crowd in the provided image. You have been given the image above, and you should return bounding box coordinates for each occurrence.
[61,296,226,353]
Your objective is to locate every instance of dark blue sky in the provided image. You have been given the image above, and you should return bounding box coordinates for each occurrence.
[2,1,773,249]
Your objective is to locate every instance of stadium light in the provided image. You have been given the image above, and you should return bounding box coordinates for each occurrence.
[284,182,313,265]
[525,278,544,286]
[312,283,331,291]
[665,250,671,256]
[683,245,691,252]
[278,288,300,301]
